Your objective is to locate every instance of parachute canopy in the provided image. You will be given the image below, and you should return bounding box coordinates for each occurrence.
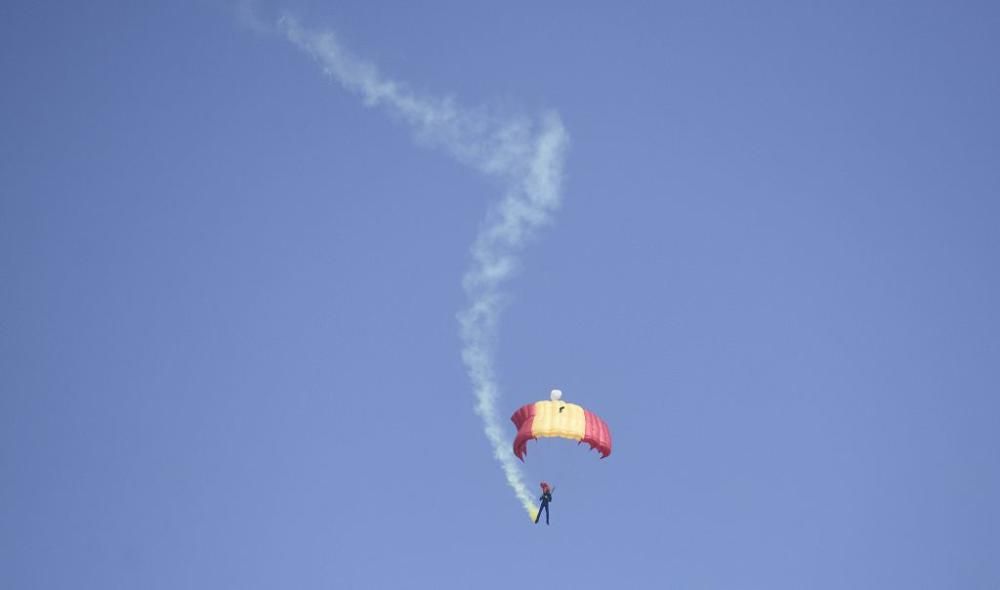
[511,393,612,461]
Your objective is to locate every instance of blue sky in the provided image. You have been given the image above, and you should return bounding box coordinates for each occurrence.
[3,1,999,588]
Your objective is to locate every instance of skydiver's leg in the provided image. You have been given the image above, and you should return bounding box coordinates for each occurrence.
[545,503,550,525]
[535,504,543,524]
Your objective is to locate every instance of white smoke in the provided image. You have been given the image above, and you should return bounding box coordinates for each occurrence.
[279,17,568,517]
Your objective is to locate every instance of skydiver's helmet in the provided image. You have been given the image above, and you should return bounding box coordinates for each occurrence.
[540,482,551,493]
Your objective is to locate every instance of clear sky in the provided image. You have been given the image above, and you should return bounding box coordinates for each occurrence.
[3,1,999,588]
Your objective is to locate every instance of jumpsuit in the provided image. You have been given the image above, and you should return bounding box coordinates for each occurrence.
[535,491,553,524]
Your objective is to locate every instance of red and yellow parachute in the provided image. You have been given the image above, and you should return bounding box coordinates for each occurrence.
[510,390,612,461]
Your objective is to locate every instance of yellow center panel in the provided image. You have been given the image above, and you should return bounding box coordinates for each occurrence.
[531,401,585,441]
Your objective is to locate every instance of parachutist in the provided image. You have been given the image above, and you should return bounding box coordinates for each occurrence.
[534,482,554,525]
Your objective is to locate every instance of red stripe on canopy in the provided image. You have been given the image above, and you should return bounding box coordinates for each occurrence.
[582,409,612,458]
[510,403,537,461]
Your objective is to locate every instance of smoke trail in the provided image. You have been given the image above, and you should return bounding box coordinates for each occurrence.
[279,17,568,517]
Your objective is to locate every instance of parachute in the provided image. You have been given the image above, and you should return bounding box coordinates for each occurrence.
[511,390,612,461]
